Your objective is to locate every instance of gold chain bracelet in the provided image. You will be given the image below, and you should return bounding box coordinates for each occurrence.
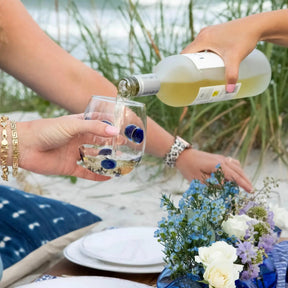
[0,116,9,181]
[10,120,19,177]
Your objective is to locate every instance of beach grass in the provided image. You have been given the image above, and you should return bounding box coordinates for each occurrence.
[1,0,288,177]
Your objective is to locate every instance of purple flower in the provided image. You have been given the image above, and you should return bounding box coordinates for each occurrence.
[258,233,277,253]
[239,201,257,215]
[241,263,260,280]
[236,241,257,264]
[267,210,275,229]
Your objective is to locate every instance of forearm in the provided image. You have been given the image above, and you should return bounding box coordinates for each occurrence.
[236,9,288,46]
[145,118,175,157]
[0,0,117,113]
[258,9,288,46]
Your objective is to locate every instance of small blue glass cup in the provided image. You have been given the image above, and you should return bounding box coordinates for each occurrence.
[79,96,146,177]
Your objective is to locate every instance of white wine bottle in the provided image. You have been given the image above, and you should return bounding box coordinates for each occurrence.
[118,49,271,107]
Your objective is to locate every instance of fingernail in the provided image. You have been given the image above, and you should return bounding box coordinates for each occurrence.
[226,84,236,93]
[248,185,254,193]
[105,125,119,135]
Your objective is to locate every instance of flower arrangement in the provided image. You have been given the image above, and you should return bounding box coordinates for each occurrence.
[155,165,287,288]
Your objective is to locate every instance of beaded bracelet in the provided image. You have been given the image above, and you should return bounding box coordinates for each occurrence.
[0,116,9,181]
[164,136,192,168]
[10,120,19,177]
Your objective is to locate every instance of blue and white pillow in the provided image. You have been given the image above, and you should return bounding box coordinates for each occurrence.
[0,185,101,272]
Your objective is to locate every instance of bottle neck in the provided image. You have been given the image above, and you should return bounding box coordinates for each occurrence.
[118,73,160,98]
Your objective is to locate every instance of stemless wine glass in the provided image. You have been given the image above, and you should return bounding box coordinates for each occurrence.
[79,96,146,177]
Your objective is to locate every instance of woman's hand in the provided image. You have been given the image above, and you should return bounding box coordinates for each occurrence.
[176,148,253,193]
[17,114,119,181]
[181,19,259,91]
[181,10,288,91]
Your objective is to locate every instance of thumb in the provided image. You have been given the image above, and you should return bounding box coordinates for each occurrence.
[223,56,241,93]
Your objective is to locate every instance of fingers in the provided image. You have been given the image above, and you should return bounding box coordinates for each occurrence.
[223,55,241,92]
[74,163,112,181]
[62,115,120,137]
[222,156,253,193]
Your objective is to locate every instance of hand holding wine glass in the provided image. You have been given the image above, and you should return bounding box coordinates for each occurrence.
[79,96,146,177]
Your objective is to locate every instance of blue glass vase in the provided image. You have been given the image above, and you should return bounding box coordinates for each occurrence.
[235,257,277,288]
[157,268,208,288]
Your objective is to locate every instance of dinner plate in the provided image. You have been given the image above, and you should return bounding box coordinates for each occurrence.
[16,276,153,288]
[80,227,164,266]
[64,238,165,273]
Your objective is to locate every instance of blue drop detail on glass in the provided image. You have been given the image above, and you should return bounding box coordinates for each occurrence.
[101,159,117,169]
[131,128,144,144]
[98,148,113,156]
[102,120,113,126]
[124,124,137,140]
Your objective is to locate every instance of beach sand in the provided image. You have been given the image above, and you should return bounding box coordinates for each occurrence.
[6,111,288,230]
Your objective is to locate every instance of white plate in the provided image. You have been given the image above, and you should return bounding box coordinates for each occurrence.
[80,227,164,266]
[64,238,164,273]
[16,276,153,288]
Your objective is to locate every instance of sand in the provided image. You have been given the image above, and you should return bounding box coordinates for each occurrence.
[6,111,288,229]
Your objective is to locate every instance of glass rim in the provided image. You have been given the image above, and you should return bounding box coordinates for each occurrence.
[91,95,145,107]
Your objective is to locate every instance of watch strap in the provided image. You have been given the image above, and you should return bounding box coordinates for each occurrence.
[164,136,192,168]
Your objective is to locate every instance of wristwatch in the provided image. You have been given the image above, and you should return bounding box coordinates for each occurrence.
[164,136,192,168]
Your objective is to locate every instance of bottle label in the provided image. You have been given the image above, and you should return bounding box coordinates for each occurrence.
[189,83,242,105]
[134,74,161,96]
[183,52,224,70]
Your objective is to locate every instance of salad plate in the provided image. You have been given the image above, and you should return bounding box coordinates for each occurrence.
[80,227,164,266]
[64,238,164,273]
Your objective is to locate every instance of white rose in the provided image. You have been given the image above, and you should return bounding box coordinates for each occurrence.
[203,260,243,288]
[195,241,237,266]
[222,214,254,239]
[270,206,288,230]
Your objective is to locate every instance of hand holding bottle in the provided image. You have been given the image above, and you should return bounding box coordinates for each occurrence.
[119,50,271,107]
[182,9,288,91]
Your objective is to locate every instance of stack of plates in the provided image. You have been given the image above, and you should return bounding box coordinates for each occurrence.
[64,227,165,273]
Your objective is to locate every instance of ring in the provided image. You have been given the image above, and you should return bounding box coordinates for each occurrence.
[227,157,233,162]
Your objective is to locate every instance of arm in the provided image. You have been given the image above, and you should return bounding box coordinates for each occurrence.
[182,9,288,89]
[0,0,253,191]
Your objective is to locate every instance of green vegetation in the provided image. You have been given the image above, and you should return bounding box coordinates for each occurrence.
[1,0,288,177]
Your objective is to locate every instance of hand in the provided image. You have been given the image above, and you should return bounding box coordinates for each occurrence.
[17,114,119,181]
[181,19,259,91]
[176,148,253,193]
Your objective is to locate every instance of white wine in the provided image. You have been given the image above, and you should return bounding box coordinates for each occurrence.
[118,49,271,107]
[80,153,142,177]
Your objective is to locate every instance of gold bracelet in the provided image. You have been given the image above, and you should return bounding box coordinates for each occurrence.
[10,120,19,177]
[0,116,9,181]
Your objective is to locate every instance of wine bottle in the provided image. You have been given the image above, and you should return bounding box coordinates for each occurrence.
[118,49,271,107]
